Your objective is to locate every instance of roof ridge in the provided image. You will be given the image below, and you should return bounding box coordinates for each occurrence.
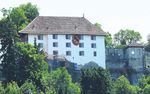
[38,15,84,18]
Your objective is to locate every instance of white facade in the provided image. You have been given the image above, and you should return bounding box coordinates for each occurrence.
[28,34,106,68]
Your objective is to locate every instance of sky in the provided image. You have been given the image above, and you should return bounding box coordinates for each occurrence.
[0,0,150,42]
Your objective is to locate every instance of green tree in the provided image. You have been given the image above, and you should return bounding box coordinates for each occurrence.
[67,83,81,94]
[145,34,150,52]
[139,77,150,89]
[114,29,142,46]
[20,80,37,94]
[0,17,19,84]
[115,76,140,94]
[0,3,39,84]
[105,32,113,47]
[139,76,150,94]
[1,2,39,32]
[142,85,150,94]
[94,23,102,29]
[5,81,20,94]
[80,67,114,94]
[82,61,99,69]
[15,42,48,89]
[19,3,39,22]
[41,67,80,94]
[0,82,4,94]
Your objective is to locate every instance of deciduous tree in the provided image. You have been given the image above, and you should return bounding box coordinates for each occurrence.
[80,67,114,94]
[145,34,150,52]
[15,42,48,88]
[0,3,39,84]
[115,76,140,94]
[41,68,81,94]
[20,80,37,94]
[5,81,20,94]
[114,29,142,46]
[105,32,113,47]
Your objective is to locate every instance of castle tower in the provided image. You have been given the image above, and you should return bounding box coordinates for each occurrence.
[126,41,144,84]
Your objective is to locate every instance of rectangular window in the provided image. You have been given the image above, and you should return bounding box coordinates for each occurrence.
[66,35,71,40]
[38,35,43,40]
[79,43,84,48]
[66,51,71,56]
[79,35,84,40]
[53,34,58,39]
[53,42,58,47]
[79,51,84,56]
[66,43,71,47]
[53,50,58,55]
[91,35,96,40]
[91,43,96,48]
[93,51,97,56]
[38,43,43,48]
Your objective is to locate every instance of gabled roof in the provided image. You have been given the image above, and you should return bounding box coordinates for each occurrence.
[19,16,106,36]
[127,41,143,48]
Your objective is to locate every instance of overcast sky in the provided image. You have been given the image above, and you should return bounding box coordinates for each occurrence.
[0,0,150,42]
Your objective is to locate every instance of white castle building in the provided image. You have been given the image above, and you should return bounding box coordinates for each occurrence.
[20,16,106,68]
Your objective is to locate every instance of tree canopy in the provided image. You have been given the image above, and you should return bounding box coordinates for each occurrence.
[114,29,142,46]
[0,3,39,85]
[82,61,99,69]
[41,67,80,94]
[145,34,150,52]
[114,75,140,94]
[80,67,114,94]
[105,32,113,47]
[15,42,49,87]
[1,2,39,32]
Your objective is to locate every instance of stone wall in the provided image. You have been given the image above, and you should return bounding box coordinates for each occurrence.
[106,47,146,84]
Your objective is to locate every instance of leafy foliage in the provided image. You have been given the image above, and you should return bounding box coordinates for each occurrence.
[94,23,102,29]
[0,17,19,83]
[41,67,81,94]
[139,76,150,94]
[0,82,4,94]
[20,80,37,94]
[114,75,140,94]
[15,42,48,88]
[0,3,39,85]
[105,32,113,47]
[145,35,150,52]
[143,85,150,94]
[114,29,142,46]
[1,3,39,32]
[5,81,20,94]
[80,67,114,94]
[82,61,99,69]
